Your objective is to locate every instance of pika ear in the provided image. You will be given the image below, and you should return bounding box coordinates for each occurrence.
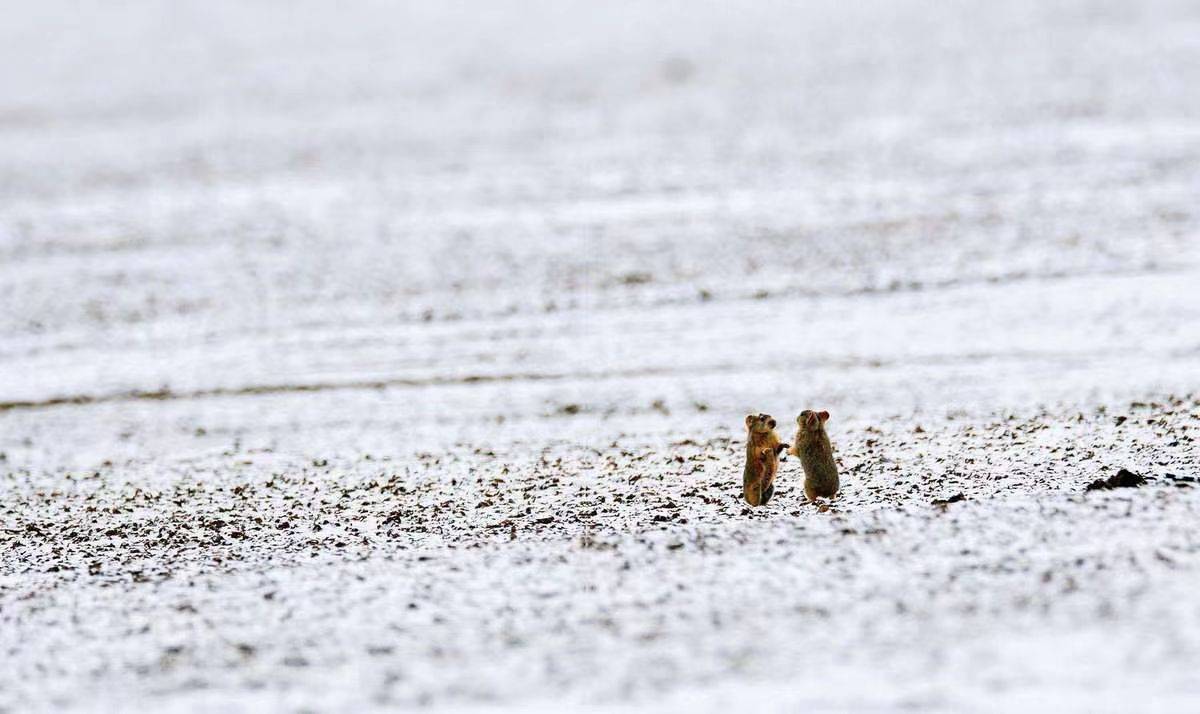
[745,414,755,428]
[818,411,830,422]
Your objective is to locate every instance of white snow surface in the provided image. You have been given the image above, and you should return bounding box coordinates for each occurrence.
[2,1,1200,711]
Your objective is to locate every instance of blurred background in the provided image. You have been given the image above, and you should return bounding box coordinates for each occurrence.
[3,0,1197,433]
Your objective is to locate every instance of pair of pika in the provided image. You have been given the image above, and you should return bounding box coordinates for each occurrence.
[743,410,838,506]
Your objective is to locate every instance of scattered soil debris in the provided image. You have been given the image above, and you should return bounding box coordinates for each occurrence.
[932,493,967,506]
[1085,468,1147,491]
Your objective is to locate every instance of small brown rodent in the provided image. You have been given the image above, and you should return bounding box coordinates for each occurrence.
[743,413,788,506]
[788,409,839,501]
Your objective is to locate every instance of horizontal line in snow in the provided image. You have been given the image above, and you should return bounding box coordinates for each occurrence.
[0,349,1128,414]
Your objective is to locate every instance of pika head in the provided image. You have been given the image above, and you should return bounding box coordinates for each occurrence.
[797,409,830,431]
[745,413,778,433]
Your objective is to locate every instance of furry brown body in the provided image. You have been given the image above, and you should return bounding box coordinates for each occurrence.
[789,409,839,500]
[743,414,788,506]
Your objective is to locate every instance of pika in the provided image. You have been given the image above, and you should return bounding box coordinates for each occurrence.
[788,410,839,501]
[743,414,788,506]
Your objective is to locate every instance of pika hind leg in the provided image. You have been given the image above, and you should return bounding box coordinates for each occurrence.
[743,479,761,506]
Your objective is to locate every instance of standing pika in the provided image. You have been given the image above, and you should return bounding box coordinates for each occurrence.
[788,410,839,501]
[743,413,788,506]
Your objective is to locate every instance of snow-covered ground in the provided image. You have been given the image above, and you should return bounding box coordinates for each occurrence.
[2,1,1199,711]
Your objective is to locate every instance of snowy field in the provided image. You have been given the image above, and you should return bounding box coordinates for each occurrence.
[2,1,1200,711]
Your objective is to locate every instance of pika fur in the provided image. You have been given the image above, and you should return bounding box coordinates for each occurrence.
[743,413,788,506]
[788,409,839,501]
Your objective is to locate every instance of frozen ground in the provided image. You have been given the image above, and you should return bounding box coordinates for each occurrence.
[2,0,1200,711]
